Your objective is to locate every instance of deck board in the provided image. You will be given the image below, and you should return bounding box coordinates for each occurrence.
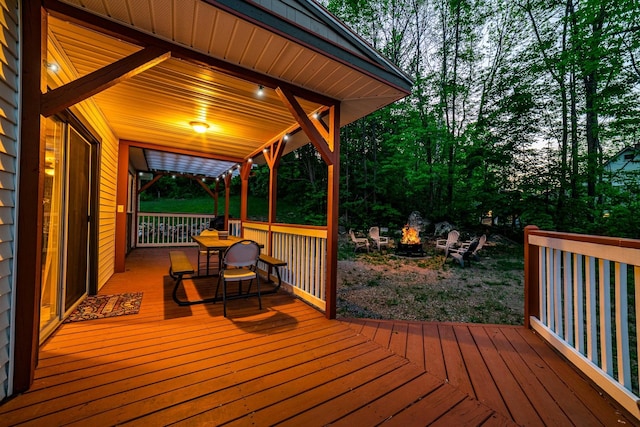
[486,325,573,426]
[329,373,442,427]
[423,322,447,379]
[0,247,634,426]
[453,324,509,416]
[439,324,475,397]
[469,325,543,426]
[346,318,635,426]
[380,384,468,426]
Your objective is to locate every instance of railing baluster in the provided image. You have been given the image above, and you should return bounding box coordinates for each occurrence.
[615,262,630,388]
[539,246,549,326]
[586,256,597,362]
[554,249,562,336]
[547,248,554,330]
[636,265,640,395]
[574,253,584,354]
[599,259,612,375]
[564,251,573,345]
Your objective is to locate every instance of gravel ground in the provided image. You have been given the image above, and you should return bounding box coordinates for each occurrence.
[336,236,525,325]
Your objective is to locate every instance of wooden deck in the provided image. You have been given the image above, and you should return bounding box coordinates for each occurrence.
[0,248,634,426]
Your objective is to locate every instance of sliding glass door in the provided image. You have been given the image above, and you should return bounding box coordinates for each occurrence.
[40,117,94,340]
[40,117,65,336]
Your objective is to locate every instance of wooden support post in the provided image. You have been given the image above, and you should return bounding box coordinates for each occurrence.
[524,225,540,329]
[276,85,340,319]
[240,162,250,223]
[224,174,231,233]
[214,180,219,216]
[14,2,47,393]
[263,138,285,255]
[115,142,130,272]
[324,104,340,319]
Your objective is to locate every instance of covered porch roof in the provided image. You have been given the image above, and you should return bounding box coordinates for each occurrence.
[12,0,414,397]
[45,0,413,175]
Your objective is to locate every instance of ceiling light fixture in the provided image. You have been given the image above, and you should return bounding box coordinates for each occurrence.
[189,121,209,133]
[257,85,264,96]
[45,62,59,73]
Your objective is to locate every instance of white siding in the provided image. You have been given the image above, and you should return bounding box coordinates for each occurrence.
[49,40,119,291]
[604,146,640,187]
[70,101,119,290]
[0,0,18,401]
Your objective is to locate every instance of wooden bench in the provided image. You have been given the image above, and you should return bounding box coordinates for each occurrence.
[169,250,216,306]
[258,254,287,293]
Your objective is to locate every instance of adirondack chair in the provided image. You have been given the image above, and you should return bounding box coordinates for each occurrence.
[349,229,370,253]
[368,226,389,251]
[449,234,486,267]
[459,234,487,260]
[435,230,459,252]
[449,239,478,267]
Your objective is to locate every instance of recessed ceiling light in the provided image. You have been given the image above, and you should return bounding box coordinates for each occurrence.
[46,62,59,73]
[189,121,209,133]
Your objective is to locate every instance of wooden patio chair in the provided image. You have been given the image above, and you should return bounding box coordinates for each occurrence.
[368,226,389,251]
[459,234,487,259]
[435,230,459,252]
[215,239,261,317]
[449,235,485,267]
[349,229,370,253]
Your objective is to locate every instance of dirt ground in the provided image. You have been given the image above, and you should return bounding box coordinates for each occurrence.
[336,236,525,325]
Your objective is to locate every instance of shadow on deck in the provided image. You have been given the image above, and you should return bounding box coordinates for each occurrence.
[0,248,633,426]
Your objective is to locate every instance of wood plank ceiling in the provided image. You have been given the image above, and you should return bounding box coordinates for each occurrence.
[45,0,412,176]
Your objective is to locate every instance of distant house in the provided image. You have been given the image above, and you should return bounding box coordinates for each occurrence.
[603,144,640,187]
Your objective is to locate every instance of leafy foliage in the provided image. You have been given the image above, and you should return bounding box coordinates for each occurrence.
[143,0,640,240]
[321,0,640,239]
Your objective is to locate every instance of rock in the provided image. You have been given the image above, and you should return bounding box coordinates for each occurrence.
[433,221,454,236]
[406,211,425,232]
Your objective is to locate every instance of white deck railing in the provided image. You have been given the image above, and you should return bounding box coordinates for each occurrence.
[524,226,640,419]
[135,215,328,311]
[137,213,215,247]
[243,221,327,311]
[229,219,242,237]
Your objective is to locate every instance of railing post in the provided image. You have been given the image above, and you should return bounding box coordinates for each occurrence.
[524,225,540,329]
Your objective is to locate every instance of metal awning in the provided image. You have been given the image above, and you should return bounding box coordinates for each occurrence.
[129,147,241,181]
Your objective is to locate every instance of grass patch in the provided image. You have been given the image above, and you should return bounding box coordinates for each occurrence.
[484,280,510,287]
[140,195,307,223]
[494,259,525,271]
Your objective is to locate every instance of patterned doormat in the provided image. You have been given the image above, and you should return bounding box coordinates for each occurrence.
[64,292,143,323]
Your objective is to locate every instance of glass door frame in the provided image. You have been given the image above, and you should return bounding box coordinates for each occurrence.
[39,112,100,342]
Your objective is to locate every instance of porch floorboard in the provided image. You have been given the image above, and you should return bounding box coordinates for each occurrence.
[0,248,634,426]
